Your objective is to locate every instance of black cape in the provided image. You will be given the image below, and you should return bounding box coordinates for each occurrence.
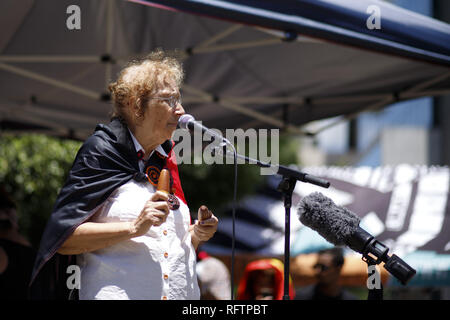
[29,118,174,299]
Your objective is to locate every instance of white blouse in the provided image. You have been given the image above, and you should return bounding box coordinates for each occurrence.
[77,179,200,300]
[77,131,200,300]
[77,132,199,300]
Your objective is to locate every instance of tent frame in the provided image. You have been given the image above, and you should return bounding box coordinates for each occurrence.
[0,0,449,138]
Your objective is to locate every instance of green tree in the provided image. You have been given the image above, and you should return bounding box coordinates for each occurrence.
[0,134,81,248]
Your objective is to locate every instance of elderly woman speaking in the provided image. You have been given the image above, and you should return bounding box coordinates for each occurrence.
[30,49,218,300]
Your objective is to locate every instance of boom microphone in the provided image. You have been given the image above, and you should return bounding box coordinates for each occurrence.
[298,192,416,285]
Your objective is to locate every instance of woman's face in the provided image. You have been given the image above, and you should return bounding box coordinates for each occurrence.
[135,77,185,143]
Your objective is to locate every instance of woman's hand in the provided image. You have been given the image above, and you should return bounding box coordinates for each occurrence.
[131,191,170,237]
[58,191,171,255]
[190,205,218,250]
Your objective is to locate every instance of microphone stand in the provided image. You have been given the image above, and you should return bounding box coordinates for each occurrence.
[216,146,330,300]
[275,167,329,300]
[277,176,297,300]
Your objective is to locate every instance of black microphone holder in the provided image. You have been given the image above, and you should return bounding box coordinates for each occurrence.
[217,146,330,300]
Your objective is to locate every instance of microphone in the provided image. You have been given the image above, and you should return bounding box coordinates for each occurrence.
[298,192,416,285]
[178,114,230,145]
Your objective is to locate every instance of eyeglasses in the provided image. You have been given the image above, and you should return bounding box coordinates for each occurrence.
[149,96,182,109]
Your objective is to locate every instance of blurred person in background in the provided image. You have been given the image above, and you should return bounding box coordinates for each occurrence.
[0,184,36,299]
[295,247,358,300]
[196,250,231,300]
[236,258,295,300]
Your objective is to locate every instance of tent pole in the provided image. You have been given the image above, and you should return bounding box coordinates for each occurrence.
[402,89,450,98]
[167,25,243,63]
[117,36,281,63]
[116,25,279,64]
[196,24,242,49]
[220,99,306,134]
[183,83,284,126]
[182,84,305,134]
[0,63,100,100]
[304,78,450,137]
[0,106,71,136]
[38,66,101,101]
[183,78,450,137]
[181,84,212,100]
[105,0,115,88]
[0,100,102,129]
[225,96,305,105]
[220,99,287,127]
[315,94,391,105]
[0,103,95,140]
[192,38,282,54]
[306,96,394,136]
[5,101,101,126]
[0,55,99,63]
[256,27,325,44]
[401,71,450,95]
[105,0,114,55]
[183,72,449,107]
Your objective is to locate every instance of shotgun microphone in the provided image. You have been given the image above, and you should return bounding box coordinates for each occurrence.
[298,192,416,285]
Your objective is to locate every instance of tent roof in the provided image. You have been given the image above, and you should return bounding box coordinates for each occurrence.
[0,0,449,139]
[136,0,450,66]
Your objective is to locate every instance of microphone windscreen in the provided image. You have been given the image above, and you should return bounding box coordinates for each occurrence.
[178,114,195,130]
[297,192,360,246]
